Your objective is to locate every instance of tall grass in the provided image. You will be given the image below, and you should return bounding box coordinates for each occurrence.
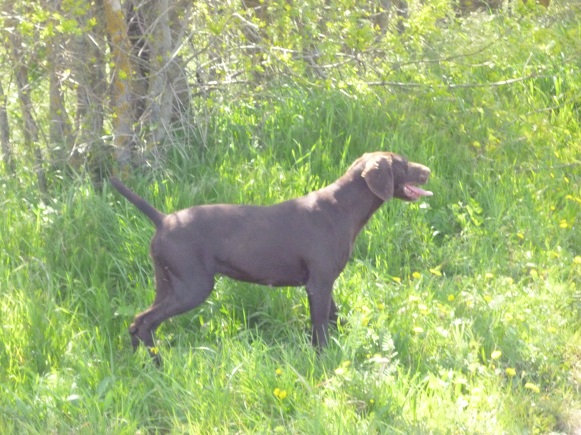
[1,5,580,433]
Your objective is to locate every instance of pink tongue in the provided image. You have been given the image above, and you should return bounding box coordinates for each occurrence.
[407,185,433,197]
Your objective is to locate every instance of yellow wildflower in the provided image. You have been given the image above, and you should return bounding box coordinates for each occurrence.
[525,383,540,393]
[430,268,442,276]
[335,360,351,375]
[273,388,288,400]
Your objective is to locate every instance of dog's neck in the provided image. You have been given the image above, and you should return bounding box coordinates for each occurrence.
[322,169,384,236]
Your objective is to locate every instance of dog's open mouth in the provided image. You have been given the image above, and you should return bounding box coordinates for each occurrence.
[403,184,433,201]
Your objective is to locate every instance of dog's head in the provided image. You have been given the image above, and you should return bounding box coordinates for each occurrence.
[357,152,432,202]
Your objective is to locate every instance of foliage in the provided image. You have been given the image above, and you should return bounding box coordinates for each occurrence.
[0,0,571,176]
[1,0,580,433]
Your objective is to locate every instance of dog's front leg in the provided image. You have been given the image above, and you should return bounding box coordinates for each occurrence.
[306,278,335,348]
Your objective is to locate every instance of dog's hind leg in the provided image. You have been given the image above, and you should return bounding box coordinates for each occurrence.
[129,262,214,364]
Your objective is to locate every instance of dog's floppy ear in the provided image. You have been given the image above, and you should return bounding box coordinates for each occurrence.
[361,154,393,201]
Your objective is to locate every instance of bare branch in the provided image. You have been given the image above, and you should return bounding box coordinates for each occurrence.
[447,74,542,89]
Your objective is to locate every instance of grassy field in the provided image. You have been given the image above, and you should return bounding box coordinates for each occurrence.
[1,5,581,434]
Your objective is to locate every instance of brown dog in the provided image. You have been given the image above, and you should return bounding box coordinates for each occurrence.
[111,152,432,362]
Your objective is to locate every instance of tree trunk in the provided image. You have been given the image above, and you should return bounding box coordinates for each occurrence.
[71,2,108,179]
[125,0,193,164]
[144,0,174,157]
[103,0,137,168]
[0,81,14,173]
[48,41,73,169]
[9,33,47,194]
[241,0,270,81]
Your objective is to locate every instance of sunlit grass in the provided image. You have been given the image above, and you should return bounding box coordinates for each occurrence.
[1,6,580,433]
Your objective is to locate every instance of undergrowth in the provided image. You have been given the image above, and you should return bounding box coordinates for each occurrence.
[1,4,580,433]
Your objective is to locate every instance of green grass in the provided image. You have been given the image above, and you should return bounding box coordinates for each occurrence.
[2,6,581,434]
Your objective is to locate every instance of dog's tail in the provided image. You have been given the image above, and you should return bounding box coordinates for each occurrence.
[110,177,165,228]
